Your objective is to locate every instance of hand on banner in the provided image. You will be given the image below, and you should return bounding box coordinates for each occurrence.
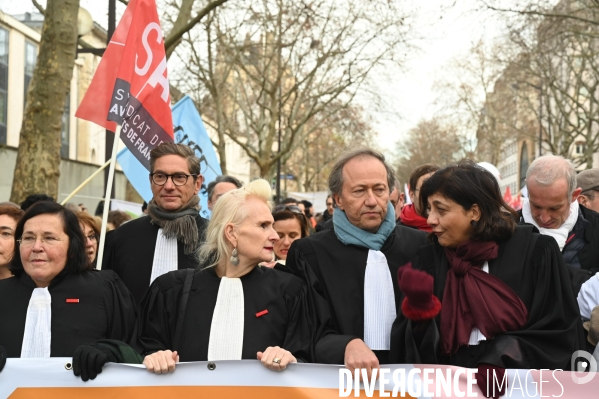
[143,350,179,374]
[344,339,379,381]
[72,344,115,381]
[0,345,6,372]
[398,263,441,321]
[257,346,297,371]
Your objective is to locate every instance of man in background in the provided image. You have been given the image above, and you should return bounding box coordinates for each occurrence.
[207,175,243,210]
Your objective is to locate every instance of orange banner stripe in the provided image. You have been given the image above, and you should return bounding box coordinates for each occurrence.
[10,386,417,399]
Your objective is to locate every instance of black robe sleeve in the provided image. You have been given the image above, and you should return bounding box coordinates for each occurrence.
[280,276,313,362]
[98,270,141,352]
[391,234,586,370]
[137,272,180,355]
[137,268,313,362]
[286,240,358,365]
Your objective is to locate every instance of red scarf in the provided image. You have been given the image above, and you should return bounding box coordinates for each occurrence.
[441,241,529,354]
[399,204,432,232]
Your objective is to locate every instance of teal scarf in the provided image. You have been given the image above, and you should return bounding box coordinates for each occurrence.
[333,202,396,251]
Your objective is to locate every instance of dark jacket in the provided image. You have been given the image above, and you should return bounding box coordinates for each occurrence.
[315,210,332,232]
[518,204,599,294]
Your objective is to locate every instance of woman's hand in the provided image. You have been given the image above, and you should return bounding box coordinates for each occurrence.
[398,263,441,320]
[143,350,179,374]
[257,346,296,371]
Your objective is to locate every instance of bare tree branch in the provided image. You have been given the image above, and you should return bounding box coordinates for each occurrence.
[164,0,231,57]
[482,1,599,27]
[31,0,45,15]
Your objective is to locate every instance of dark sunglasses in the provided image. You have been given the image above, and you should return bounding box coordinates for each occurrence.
[273,205,303,215]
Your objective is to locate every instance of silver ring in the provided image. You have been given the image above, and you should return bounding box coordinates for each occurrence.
[65,362,73,370]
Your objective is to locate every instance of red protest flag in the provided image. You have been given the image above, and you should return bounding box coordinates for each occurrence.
[503,186,512,205]
[75,0,173,170]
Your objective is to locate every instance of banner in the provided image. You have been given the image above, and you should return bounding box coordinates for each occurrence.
[110,199,144,219]
[76,0,173,170]
[116,96,222,218]
[2,359,599,398]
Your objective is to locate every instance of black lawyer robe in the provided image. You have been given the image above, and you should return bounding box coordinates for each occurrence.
[138,266,312,362]
[102,214,208,305]
[285,225,428,365]
[389,225,586,370]
[0,270,138,358]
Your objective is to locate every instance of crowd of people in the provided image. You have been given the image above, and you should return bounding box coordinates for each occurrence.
[1,142,598,398]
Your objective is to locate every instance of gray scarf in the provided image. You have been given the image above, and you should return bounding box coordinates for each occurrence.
[148,195,200,255]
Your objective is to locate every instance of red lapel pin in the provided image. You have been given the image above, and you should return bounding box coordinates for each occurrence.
[66,299,80,303]
[255,309,268,318]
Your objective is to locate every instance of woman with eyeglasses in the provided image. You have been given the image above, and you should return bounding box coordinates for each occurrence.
[0,201,138,378]
[265,204,310,266]
[77,211,100,266]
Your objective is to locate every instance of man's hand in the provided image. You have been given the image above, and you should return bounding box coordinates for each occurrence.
[344,339,379,381]
[143,350,179,374]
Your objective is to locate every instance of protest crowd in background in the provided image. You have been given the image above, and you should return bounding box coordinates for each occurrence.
[2,144,599,399]
[2,0,599,397]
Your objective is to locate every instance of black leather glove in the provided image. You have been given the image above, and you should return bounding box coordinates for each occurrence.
[72,344,116,381]
[0,346,6,372]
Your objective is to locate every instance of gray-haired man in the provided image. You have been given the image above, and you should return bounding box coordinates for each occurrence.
[520,155,599,295]
[286,148,427,378]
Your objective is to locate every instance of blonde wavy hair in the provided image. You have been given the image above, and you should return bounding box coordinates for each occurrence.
[198,179,273,268]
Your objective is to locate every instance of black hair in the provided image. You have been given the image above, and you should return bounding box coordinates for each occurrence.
[20,194,55,211]
[207,175,243,202]
[10,201,90,277]
[273,209,310,238]
[419,160,517,243]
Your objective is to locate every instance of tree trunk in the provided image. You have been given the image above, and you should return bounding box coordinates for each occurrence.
[10,0,79,204]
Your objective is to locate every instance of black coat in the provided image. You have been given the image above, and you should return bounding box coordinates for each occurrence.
[102,214,208,305]
[518,204,599,295]
[390,225,586,370]
[286,225,428,364]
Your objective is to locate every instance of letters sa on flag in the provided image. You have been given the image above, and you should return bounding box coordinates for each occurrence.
[75,0,173,170]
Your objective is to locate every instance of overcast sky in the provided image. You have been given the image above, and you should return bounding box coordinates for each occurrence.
[0,0,524,155]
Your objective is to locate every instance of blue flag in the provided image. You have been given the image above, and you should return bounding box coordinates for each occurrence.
[117,95,222,218]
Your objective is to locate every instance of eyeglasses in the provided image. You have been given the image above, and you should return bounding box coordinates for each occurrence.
[150,172,197,186]
[326,202,333,206]
[85,234,98,243]
[273,205,303,215]
[17,235,65,248]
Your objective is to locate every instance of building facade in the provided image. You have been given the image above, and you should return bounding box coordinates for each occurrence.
[0,11,250,210]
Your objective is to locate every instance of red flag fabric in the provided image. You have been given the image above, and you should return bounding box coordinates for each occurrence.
[75,0,173,170]
[510,194,522,211]
[503,186,512,205]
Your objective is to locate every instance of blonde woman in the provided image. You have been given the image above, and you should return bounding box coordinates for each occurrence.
[138,179,312,373]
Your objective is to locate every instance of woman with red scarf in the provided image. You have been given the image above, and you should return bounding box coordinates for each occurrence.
[390,161,585,397]
[399,163,439,231]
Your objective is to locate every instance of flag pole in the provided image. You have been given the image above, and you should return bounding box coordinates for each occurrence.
[96,125,122,270]
[60,160,111,206]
